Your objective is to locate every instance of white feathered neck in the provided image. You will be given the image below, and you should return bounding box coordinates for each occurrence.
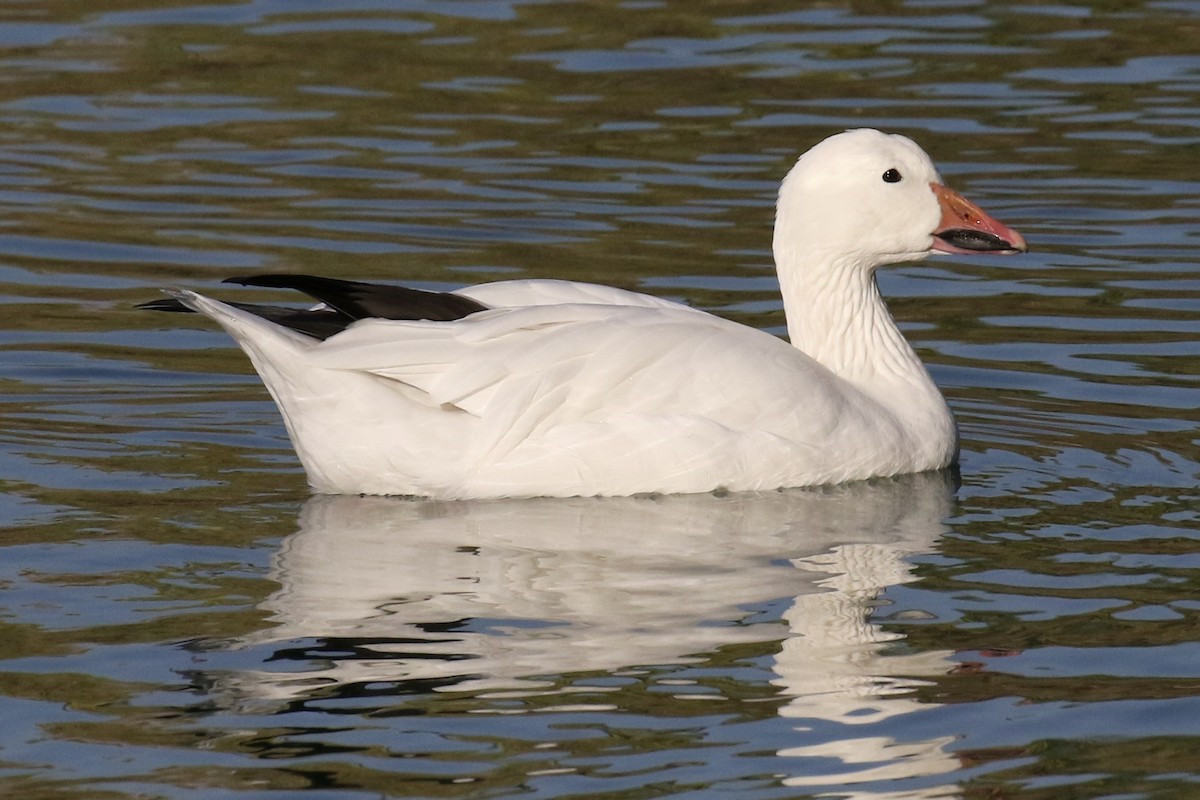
[772,129,944,392]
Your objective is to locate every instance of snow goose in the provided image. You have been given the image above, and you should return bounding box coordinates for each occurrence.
[142,128,1025,498]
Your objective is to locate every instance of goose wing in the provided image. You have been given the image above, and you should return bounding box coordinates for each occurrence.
[307,302,850,467]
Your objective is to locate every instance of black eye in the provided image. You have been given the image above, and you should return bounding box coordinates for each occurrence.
[882,168,902,183]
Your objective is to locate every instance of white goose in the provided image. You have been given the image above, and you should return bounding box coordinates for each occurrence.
[145,129,1025,499]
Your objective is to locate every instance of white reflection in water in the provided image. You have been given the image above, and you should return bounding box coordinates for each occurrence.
[778,546,959,797]
[230,471,959,795]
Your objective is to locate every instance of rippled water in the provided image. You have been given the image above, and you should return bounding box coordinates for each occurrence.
[1,1,1198,797]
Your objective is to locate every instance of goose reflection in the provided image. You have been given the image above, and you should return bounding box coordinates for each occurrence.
[226,471,961,796]
[777,543,961,798]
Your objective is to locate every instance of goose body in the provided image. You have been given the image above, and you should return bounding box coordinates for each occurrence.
[148,129,1025,499]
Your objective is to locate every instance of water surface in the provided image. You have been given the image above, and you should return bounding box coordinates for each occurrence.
[1,1,1199,797]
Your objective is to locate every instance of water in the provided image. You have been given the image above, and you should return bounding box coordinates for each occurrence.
[1,1,1198,797]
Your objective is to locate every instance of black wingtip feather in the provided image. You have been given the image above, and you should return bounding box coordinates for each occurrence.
[140,274,492,340]
[224,273,490,322]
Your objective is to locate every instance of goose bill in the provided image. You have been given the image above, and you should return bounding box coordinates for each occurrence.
[931,183,1027,255]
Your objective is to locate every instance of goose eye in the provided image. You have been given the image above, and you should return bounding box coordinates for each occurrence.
[882,168,902,184]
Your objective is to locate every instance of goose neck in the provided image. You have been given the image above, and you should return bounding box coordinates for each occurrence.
[778,253,928,388]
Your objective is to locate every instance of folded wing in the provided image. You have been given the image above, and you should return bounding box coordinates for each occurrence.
[308,302,850,468]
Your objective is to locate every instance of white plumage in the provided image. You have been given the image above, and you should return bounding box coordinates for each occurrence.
[157,129,1025,498]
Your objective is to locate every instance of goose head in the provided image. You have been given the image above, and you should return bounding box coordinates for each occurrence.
[773,129,1026,274]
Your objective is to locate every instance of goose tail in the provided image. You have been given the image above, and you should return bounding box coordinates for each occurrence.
[158,289,323,353]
